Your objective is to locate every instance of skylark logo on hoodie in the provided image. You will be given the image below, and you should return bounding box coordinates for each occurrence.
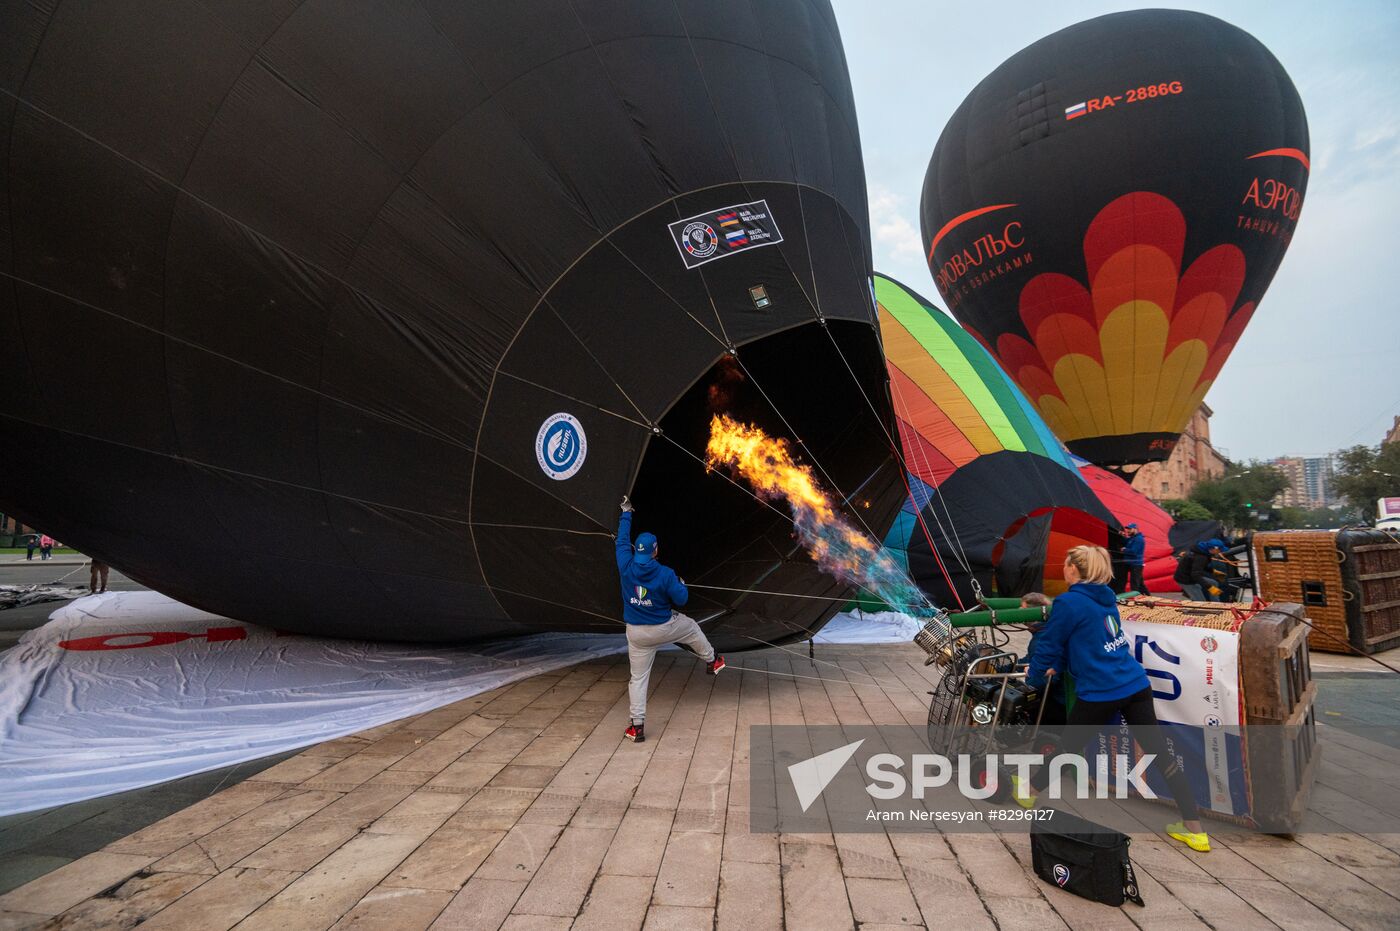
[1103,613,1130,653]
[630,585,654,608]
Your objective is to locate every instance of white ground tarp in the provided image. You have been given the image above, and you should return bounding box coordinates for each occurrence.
[813,611,922,643]
[0,596,915,816]
[0,591,625,816]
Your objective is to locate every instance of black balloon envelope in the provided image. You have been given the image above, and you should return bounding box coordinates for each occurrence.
[0,2,905,648]
[922,9,1308,468]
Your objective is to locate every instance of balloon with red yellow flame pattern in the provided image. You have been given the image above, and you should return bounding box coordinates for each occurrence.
[921,9,1308,467]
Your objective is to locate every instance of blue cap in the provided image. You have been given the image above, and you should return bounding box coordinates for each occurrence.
[634,532,657,563]
[1126,522,1139,529]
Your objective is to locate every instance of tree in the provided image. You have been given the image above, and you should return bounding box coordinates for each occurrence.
[1274,504,1361,529]
[1161,499,1214,521]
[1189,461,1289,533]
[1333,443,1400,515]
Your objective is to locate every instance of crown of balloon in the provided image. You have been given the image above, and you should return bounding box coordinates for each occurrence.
[980,192,1254,445]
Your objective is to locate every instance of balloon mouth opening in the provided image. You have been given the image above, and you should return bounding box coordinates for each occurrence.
[1063,433,1180,470]
[629,319,906,649]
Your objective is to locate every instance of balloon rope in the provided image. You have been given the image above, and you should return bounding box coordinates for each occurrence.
[895,466,966,611]
[777,181,972,588]
[817,323,969,610]
[656,434,799,526]
[495,371,650,429]
[470,523,613,537]
[0,407,608,536]
[0,268,478,455]
[1289,613,1400,677]
[884,361,978,585]
[886,370,974,575]
[655,433,893,610]
[0,89,532,457]
[726,353,902,561]
[493,581,911,689]
[687,582,928,611]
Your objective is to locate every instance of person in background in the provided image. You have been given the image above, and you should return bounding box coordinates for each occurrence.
[1020,592,1052,612]
[25,534,37,560]
[1174,547,1206,600]
[616,496,724,743]
[1014,545,1210,853]
[1206,541,1240,603]
[1121,523,1150,595]
[89,559,110,595]
[1176,540,1223,601]
[1018,592,1064,729]
[39,534,54,560]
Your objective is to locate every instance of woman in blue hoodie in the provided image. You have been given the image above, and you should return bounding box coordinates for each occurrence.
[1014,545,1210,852]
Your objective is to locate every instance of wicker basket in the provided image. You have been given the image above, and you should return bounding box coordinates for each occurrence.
[1252,530,1400,654]
[1117,597,1317,832]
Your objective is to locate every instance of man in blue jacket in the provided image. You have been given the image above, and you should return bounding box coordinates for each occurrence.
[617,496,724,742]
[1121,523,1150,595]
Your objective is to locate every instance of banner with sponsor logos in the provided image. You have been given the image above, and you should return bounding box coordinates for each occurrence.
[1118,613,1247,816]
[667,200,783,269]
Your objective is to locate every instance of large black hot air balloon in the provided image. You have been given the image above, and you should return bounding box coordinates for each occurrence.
[922,10,1308,468]
[0,1,905,649]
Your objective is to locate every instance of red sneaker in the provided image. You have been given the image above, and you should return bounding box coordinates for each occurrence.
[624,722,645,742]
[707,656,726,675]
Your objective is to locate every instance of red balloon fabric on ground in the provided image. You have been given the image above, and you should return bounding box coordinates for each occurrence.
[1077,461,1181,593]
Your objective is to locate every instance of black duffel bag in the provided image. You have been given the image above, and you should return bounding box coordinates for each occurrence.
[1030,809,1144,907]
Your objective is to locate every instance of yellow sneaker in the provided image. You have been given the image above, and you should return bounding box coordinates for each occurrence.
[1166,821,1210,852]
[1008,773,1037,810]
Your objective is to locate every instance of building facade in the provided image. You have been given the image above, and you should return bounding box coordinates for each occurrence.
[1131,403,1228,502]
[1274,456,1334,509]
[1303,456,1333,507]
[1385,416,1400,447]
[1274,457,1306,507]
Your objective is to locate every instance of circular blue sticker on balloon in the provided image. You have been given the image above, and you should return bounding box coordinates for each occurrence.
[535,412,587,480]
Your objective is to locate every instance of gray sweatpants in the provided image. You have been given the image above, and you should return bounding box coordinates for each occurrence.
[626,612,715,722]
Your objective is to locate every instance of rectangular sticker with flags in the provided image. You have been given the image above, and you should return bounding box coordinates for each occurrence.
[1065,101,1087,120]
[668,200,783,269]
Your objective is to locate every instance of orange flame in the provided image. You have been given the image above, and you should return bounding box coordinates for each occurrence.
[706,414,835,522]
[706,415,929,612]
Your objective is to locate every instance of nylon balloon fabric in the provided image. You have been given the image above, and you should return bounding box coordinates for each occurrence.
[921,10,1308,467]
[872,274,1117,608]
[1076,459,1179,593]
[0,2,906,650]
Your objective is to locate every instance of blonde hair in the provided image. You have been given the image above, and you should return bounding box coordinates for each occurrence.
[1065,545,1113,585]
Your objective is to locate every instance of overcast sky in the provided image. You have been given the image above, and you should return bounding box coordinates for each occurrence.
[830,0,1400,462]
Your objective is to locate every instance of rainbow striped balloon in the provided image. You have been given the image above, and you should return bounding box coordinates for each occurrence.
[872,274,1116,608]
